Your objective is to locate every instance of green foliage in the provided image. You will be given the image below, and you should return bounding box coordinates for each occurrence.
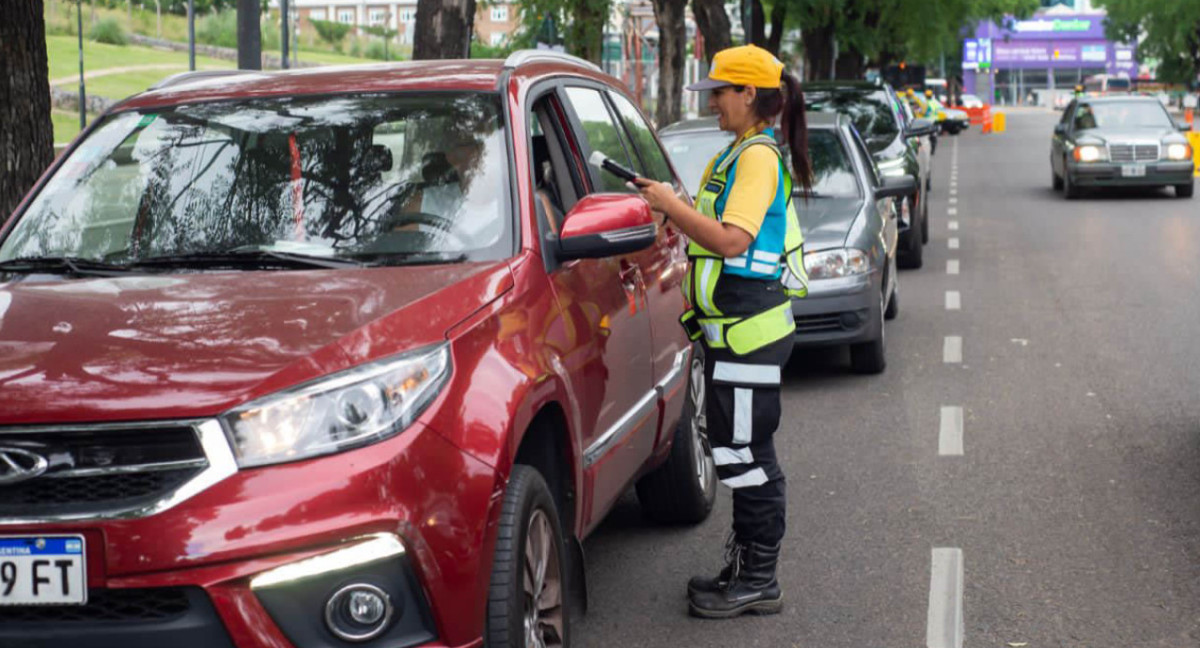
[311,18,352,52]
[510,0,610,62]
[470,39,516,59]
[349,39,363,58]
[1097,0,1200,85]
[365,40,390,60]
[89,17,129,45]
[197,10,238,48]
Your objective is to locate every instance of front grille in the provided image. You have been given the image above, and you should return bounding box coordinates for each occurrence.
[0,424,206,517]
[0,588,190,623]
[795,314,844,334]
[1109,143,1159,162]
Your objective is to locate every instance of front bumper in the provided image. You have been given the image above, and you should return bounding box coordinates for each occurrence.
[0,421,498,648]
[1068,160,1194,187]
[791,272,882,348]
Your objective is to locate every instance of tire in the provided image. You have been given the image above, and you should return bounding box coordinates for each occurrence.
[1064,160,1081,200]
[897,226,923,269]
[1052,163,1063,191]
[850,291,887,374]
[636,343,717,524]
[884,281,899,320]
[920,192,930,244]
[486,466,570,648]
[1176,182,1195,198]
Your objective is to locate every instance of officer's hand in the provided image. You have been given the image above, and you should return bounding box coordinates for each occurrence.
[631,177,679,215]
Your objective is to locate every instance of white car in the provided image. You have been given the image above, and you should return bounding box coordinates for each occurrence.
[961,94,984,109]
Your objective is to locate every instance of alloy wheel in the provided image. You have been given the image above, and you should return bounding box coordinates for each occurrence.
[688,355,714,498]
[522,509,563,648]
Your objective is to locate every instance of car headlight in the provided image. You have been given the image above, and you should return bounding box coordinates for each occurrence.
[1166,143,1193,161]
[1073,145,1106,163]
[877,157,907,177]
[223,344,452,468]
[803,248,872,280]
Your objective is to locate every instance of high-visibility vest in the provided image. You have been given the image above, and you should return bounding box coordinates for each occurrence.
[678,130,808,355]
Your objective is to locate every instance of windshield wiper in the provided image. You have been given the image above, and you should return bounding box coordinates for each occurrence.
[0,256,136,277]
[131,250,373,270]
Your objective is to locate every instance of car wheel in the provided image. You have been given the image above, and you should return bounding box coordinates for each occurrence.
[1052,163,1063,191]
[1063,159,1081,199]
[897,227,923,269]
[850,291,887,374]
[636,343,716,524]
[884,281,899,320]
[921,192,930,244]
[486,465,569,648]
[1176,182,1195,198]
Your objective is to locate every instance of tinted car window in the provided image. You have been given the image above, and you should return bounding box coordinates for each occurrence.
[1,93,511,265]
[659,130,734,197]
[1079,102,1173,129]
[847,127,879,188]
[805,90,900,151]
[809,129,862,199]
[607,92,674,183]
[563,86,637,194]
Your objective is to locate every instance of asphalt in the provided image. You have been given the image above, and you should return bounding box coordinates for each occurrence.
[574,111,1200,648]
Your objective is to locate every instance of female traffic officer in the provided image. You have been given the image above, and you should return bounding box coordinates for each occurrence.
[634,44,812,619]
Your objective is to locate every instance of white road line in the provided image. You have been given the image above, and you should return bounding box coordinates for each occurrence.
[947,259,959,275]
[949,197,958,204]
[945,291,961,310]
[948,207,958,215]
[927,548,965,648]
[950,188,958,196]
[943,336,962,363]
[938,406,964,455]
[948,238,960,249]
[948,220,959,230]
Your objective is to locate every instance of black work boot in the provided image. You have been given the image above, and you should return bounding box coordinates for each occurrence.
[686,533,736,597]
[688,541,783,618]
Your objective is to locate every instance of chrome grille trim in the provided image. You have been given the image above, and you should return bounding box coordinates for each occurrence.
[42,458,210,479]
[0,420,237,524]
[1107,142,1160,163]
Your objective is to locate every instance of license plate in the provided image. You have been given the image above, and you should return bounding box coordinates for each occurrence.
[0,536,87,605]
[1121,164,1146,177]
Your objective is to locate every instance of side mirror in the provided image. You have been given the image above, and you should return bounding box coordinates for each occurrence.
[1054,124,1067,136]
[557,194,657,261]
[875,175,917,200]
[905,118,937,139]
[1176,119,1193,132]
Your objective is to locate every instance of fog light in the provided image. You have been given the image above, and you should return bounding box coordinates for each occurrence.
[325,583,395,642]
[840,312,861,329]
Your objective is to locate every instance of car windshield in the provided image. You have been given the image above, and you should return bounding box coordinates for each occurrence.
[0,92,511,268]
[660,129,735,197]
[808,130,861,199]
[805,90,900,152]
[1076,102,1173,130]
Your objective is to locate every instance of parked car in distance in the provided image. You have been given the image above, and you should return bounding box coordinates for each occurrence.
[961,94,985,109]
[941,108,971,135]
[1051,95,1195,199]
[658,113,916,373]
[0,51,715,648]
[805,81,937,269]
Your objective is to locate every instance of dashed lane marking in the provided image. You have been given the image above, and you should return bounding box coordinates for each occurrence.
[938,406,964,455]
[927,548,965,648]
[947,260,959,275]
[948,238,960,250]
[945,291,961,310]
[949,221,959,230]
[948,207,958,215]
[943,336,962,363]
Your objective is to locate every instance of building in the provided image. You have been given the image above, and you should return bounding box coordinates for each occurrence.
[285,0,518,48]
[963,8,1137,106]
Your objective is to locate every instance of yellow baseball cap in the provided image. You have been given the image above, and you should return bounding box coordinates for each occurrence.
[686,45,784,91]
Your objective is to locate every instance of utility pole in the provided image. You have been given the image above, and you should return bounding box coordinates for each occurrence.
[77,0,86,129]
[237,0,262,70]
[188,0,195,71]
[280,0,290,69]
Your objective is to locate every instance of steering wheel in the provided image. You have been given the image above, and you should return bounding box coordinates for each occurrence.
[379,211,470,250]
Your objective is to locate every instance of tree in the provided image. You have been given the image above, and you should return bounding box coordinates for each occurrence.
[510,0,612,64]
[692,0,732,64]
[1098,0,1200,85]
[312,19,352,52]
[413,0,476,60]
[652,0,688,126]
[1,0,54,219]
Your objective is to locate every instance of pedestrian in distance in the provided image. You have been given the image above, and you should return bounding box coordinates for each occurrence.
[632,44,813,619]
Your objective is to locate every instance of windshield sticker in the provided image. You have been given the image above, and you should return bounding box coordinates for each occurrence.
[137,113,158,128]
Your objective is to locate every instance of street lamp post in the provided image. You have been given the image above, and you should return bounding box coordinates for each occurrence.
[77,0,86,129]
[281,0,289,69]
[188,0,195,71]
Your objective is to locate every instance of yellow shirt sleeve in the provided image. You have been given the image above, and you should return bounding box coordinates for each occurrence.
[720,144,779,238]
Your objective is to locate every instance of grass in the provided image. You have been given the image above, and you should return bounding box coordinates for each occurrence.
[52,109,93,144]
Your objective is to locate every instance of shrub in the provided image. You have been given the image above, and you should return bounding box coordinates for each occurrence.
[365,40,390,60]
[89,18,129,45]
[349,38,363,58]
[311,18,351,52]
[197,10,237,48]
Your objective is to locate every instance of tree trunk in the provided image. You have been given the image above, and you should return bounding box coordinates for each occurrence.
[236,0,261,69]
[691,0,731,64]
[740,0,765,47]
[835,52,863,79]
[802,23,835,81]
[1,0,54,219]
[566,0,609,65]
[652,0,687,127]
[766,2,785,56]
[413,0,475,60]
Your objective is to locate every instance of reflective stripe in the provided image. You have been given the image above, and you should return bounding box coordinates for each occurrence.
[733,387,753,443]
[697,259,718,314]
[713,446,754,466]
[750,261,779,275]
[721,467,769,489]
[724,256,748,269]
[753,250,780,263]
[701,323,723,346]
[714,361,781,385]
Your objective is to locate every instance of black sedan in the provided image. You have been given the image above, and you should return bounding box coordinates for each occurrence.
[1051,96,1195,199]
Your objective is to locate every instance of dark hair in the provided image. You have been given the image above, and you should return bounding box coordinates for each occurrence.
[748,72,813,196]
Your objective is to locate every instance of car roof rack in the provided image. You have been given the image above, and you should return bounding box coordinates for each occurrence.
[503,49,601,73]
[148,69,256,91]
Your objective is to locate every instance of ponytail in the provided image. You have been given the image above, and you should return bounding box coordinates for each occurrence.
[749,72,813,198]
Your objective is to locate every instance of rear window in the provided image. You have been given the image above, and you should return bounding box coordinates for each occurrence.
[660,130,734,197]
[1,92,512,267]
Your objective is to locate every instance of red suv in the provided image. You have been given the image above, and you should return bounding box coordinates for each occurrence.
[0,52,716,648]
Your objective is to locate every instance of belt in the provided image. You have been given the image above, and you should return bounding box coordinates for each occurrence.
[679,301,795,356]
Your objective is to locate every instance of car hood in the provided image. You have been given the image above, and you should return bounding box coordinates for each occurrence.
[0,262,512,425]
[798,197,863,250]
[1077,127,1186,143]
